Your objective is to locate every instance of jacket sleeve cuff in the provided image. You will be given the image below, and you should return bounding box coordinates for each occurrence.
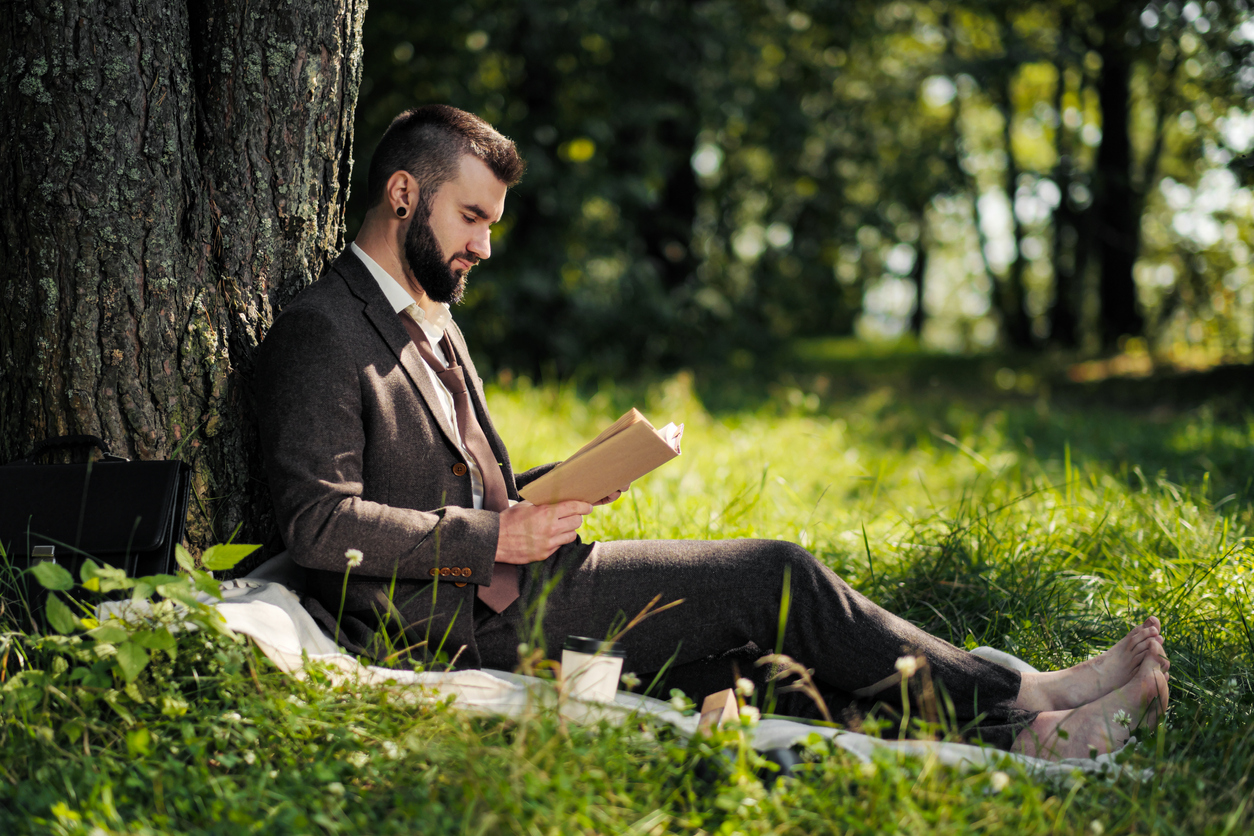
[398,505,499,586]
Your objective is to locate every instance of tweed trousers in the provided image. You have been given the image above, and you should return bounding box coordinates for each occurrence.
[472,538,1037,750]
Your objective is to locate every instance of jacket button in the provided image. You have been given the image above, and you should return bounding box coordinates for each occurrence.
[440,567,451,576]
[428,568,438,577]
[452,462,468,476]
[454,582,467,588]
[461,567,471,576]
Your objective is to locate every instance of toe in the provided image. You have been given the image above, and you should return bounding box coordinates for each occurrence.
[1128,634,1160,663]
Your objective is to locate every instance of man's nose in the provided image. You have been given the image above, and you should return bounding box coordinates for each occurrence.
[468,226,491,261]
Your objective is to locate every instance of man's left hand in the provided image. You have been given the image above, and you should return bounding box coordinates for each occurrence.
[593,483,631,506]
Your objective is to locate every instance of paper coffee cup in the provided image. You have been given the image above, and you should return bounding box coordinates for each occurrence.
[560,636,625,702]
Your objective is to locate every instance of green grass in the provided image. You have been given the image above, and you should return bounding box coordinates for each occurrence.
[3,356,1254,834]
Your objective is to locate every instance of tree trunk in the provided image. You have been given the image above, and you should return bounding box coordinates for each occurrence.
[1091,11,1144,350]
[997,73,1033,350]
[1047,28,1079,349]
[0,0,364,560]
[909,210,928,338]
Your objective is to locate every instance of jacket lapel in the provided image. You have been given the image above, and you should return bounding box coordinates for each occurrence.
[331,252,463,454]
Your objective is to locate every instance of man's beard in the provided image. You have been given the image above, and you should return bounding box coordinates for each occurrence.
[402,200,476,305]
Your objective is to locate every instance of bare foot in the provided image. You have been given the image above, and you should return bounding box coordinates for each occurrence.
[1016,617,1169,712]
[1012,657,1169,760]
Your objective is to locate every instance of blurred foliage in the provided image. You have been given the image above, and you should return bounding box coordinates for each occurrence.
[348,0,1254,376]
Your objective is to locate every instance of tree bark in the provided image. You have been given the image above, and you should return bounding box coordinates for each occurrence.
[909,209,928,339]
[0,0,364,559]
[1047,21,1079,350]
[997,73,1033,350]
[1091,9,1144,350]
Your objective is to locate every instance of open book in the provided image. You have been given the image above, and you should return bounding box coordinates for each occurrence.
[518,408,683,505]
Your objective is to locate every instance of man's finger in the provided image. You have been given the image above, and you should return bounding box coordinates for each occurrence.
[554,500,593,516]
[553,514,585,534]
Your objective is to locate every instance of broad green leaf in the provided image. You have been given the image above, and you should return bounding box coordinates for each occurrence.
[155,583,201,607]
[175,544,195,573]
[131,627,176,652]
[201,610,236,638]
[60,721,85,745]
[89,625,130,643]
[125,727,151,757]
[160,695,189,717]
[78,558,101,583]
[44,594,79,634]
[114,642,150,683]
[30,561,74,591]
[131,581,155,600]
[82,562,132,593]
[201,543,260,571]
[191,571,223,599]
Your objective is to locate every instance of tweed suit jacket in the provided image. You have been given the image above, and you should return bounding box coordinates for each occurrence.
[254,250,550,667]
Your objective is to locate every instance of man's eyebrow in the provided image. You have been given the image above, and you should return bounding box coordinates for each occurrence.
[462,203,494,222]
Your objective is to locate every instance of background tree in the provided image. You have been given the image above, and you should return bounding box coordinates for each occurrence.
[352,0,1252,369]
[0,0,365,555]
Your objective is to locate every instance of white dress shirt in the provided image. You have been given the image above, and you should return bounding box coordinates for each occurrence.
[350,242,485,510]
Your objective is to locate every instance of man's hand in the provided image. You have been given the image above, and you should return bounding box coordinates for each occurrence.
[593,483,632,506]
[495,500,592,564]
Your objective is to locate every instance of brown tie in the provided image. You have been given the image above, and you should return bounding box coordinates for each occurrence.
[399,309,519,613]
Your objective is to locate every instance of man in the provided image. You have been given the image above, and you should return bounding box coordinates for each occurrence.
[254,105,1168,759]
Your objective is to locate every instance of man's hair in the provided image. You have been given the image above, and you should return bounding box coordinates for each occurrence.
[365,105,525,207]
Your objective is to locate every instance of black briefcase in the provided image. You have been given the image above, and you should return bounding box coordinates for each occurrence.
[0,435,192,584]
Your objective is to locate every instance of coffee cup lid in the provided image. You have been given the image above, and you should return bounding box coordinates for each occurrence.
[562,635,626,658]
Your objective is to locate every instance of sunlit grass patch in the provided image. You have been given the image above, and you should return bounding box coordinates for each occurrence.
[2,367,1253,834]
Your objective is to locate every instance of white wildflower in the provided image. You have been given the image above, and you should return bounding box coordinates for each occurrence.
[989,771,1010,793]
[382,741,400,760]
[345,549,364,569]
[328,781,346,797]
[739,705,761,725]
[1113,709,1131,729]
[735,677,756,698]
[1090,821,1105,835]
[895,655,920,678]
[243,751,256,765]
[347,751,369,768]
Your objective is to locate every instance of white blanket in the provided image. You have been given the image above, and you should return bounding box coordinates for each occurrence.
[184,578,1151,783]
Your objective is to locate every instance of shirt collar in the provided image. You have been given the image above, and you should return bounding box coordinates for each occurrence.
[350,242,452,334]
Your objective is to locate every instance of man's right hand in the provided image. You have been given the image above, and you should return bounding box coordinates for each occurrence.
[494,499,592,564]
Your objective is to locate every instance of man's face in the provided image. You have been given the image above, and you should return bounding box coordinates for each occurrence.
[402,154,507,304]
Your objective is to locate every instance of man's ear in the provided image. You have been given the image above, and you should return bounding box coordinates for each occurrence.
[385,170,419,219]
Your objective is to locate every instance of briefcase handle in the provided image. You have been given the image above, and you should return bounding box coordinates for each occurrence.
[7,434,129,465]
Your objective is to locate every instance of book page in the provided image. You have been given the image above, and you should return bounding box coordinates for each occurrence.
[658,422,683,454]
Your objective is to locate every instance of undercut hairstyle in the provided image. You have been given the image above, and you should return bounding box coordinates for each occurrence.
[365,105,526,208]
